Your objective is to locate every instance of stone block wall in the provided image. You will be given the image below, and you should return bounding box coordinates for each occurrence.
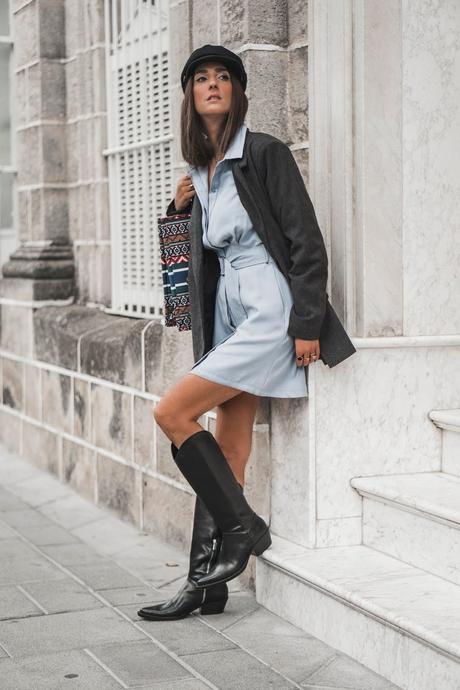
[64,0,111,306]
[0,302,271,588]
[169,0,310,184]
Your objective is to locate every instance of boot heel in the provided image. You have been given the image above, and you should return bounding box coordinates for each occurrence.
[252,528,272,556]
[200,599,227,615]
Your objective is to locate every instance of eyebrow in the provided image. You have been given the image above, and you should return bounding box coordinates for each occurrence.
[194,66,229,75]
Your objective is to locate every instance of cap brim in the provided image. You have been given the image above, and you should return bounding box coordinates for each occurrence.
[183,55,243,86]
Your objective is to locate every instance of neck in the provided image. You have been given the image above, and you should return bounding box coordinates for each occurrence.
[201,116,225,152]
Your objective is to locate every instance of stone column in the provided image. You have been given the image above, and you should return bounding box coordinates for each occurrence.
[0,0,74,356]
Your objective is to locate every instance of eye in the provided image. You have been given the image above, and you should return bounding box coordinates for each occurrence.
[195,73,230,82]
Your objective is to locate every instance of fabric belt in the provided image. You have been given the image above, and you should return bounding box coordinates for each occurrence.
[215,244,272,325]
[217,244,271,276]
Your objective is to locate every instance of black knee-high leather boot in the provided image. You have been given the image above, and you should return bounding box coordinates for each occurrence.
[173,429,272,588]
[137,442,230,620]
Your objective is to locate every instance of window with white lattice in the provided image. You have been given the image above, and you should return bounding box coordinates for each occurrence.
[104,0,173,318]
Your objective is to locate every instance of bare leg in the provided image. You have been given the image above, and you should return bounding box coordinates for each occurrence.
[214,392,260,486]
[153,372,247,449]
[153,373,260,484]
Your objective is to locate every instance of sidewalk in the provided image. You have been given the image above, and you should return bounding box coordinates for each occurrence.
[0,442,400,690]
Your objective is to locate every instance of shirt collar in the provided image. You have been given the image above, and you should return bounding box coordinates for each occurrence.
[222,123,248,161]
[186,123,248,174]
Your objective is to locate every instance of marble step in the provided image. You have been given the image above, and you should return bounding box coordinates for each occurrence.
[256,536,460,690]
[429,408,460,476]
[350,471,460,585]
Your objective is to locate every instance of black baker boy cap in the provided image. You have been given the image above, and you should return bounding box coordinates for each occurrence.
[181,44,247,93]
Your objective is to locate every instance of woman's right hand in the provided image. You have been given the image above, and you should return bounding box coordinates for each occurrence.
[175,174,196,211]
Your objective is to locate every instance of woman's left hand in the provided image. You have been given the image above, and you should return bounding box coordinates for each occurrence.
[295,338,320,366]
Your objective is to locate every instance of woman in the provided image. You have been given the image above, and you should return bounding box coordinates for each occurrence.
[138,45,355,622]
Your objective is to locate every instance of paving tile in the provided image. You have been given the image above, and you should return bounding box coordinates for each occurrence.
[0,551,62,587]
[302,686,372,690]
[115,601,147,620]
[12,523,80,547]
[223,606,337,683]
[20,577,104,614]
[0,509,80,548]
[1,508,58,533]
[67,561,146,590]
[0,488,30,513]
[112,556,188,588]
[181,647,297,689]
[303,653,401,689]
[71,516,151,556]
[0,586,43,620]
[39,495,103,530]
[88,639,193,686]
[111,543,188,587]
[8,475,74,508]
[101,586,164,606]
[0,649,121,689]
[40,542,107,566]
[112,536,187,565]
[0,459,40,487]
[135,614,237,656]
[0,522,16,540]
[138,680,210,690]
[196,590,261,632]
[0,539,40,562]
[0,607,145,657]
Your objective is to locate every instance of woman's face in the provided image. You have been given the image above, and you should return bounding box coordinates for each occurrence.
[192,61,233,122]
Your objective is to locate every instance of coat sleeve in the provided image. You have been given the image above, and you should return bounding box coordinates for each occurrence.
[262,140,328,341]
[165,197,193,216]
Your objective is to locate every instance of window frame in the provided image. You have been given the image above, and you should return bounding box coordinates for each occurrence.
[102,0,173,320]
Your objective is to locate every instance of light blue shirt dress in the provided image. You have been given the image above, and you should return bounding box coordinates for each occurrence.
[187,123,309,398]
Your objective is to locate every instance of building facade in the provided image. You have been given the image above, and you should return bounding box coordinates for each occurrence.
[1,2,460,687]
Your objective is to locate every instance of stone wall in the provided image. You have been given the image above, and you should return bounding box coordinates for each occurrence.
[0,301,271,588]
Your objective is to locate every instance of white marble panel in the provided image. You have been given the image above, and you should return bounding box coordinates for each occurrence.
[363,496,460,585]
[443,430,460,477]
[316,516,362,547]
[402,0,460,335]
[314,345,460,522]
[355,0,404,336]
[269,396,312,546]
[353,471,460,523]
[257,557,460,690]
[261,536,460,656]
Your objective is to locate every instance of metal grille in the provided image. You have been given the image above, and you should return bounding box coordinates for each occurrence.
[103,0,172,318]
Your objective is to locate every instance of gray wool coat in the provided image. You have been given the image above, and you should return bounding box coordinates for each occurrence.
[166,128,356,384]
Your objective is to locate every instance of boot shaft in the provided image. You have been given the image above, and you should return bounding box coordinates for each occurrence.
[174,430,257,534]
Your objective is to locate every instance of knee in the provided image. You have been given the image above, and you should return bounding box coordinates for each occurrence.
[153,399,176,432]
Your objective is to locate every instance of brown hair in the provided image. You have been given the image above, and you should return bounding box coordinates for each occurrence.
[180,71,248,168]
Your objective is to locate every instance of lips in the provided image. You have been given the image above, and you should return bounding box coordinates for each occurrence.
[207,95,221,101]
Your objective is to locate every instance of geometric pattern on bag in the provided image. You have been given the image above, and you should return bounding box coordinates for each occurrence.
[157,212,192,331]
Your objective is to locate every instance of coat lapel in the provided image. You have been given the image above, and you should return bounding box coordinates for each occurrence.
[190,194,204,285]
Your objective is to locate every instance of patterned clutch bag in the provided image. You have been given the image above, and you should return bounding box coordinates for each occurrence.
[157,211,193,331]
